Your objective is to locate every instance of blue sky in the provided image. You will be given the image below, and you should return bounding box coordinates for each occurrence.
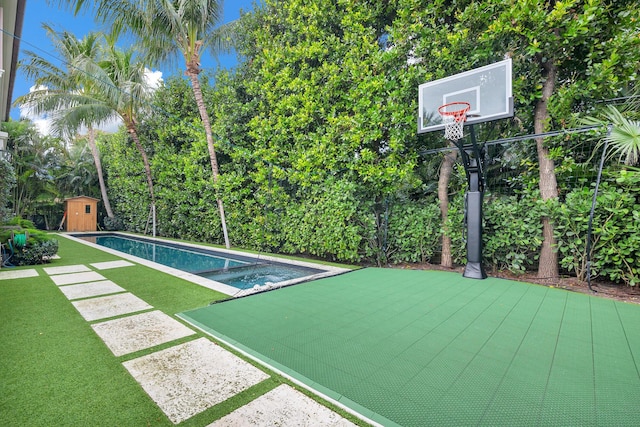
[12,0,256,120]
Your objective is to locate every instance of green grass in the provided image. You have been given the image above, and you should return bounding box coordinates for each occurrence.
[0,235,365,426]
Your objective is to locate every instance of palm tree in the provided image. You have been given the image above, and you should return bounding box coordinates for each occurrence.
[16,26,115,219]
[68,0,233,248]
[60,138,100,198]
[96,38,157,208]
[17,28,157,231]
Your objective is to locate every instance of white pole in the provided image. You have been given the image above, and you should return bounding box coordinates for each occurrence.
[152,203,156,237]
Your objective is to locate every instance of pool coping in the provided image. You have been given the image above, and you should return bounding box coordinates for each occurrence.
[61,232,352,297]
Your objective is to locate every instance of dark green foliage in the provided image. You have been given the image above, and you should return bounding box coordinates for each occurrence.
[555,169,640,286]
[11,238,59,266]
[386,198,441,264]
[0,158,15,223]
[93,0,640,285]
[483,193,544,275]
[102,215,124,230]
[279,179,365,262]
[0,225,59,266]
[6,217,36,229]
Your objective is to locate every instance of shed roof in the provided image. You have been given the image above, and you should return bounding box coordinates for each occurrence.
[64,196,101,202]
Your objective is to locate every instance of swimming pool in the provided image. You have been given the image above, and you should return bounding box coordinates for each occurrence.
[73,233,334,293]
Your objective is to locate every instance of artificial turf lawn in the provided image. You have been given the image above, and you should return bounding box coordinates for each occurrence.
[1,235,366,426]
[0,236,268,426]
[180,267,640,427]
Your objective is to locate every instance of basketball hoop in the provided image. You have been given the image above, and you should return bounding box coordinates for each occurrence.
[438,101,471,141]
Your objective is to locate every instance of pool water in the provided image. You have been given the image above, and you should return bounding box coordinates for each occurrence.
[89,235,247,273]
[78,234,322,289]
[200,263,321,289]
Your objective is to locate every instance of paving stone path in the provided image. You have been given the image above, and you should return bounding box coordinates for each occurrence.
[35,262,357,425]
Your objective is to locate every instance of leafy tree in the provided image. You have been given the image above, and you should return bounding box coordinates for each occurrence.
[0,157,16,223]
[215,0,420,262]
[58,137,100,198]
[390,0,640,277]
[1,121,65,219]
[584,106,640,166]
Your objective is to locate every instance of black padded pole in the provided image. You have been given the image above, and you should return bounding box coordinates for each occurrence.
[459,125,487,279]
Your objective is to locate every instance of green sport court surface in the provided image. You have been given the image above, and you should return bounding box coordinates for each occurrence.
[179,268,640,426]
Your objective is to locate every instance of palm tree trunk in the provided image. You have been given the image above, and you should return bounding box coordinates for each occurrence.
[126,125,155,203]
[87,127,114,218]
[535,59,559,279]
[185,68,231,249]
[438,145,458,268]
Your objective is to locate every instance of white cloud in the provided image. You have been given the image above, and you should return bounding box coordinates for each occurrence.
[19,85,52,136]
[144,68,163,89]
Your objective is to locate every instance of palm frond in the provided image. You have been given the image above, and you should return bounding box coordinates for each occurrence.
[582,106,640,166]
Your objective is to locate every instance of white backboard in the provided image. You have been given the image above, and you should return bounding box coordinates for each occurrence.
[418,58,513,134]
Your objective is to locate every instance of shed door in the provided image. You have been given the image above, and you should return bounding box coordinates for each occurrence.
[68,201,97,231]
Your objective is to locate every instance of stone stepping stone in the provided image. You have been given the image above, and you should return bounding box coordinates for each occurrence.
[71,293,152,321]
[91,260,134,270]
[0,269,38,280]
[57,280,125,301]
[123,337,269,424]
[43,265,90,275]
[50,271,107,286]
[209,384,357,427]
[92,310,196,357]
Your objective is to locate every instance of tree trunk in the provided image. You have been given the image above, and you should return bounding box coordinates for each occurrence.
[185,66,231,249]
[126,125,155,203]
[535,59,559,279]
[438,145,458,268]
[87,127,114,218]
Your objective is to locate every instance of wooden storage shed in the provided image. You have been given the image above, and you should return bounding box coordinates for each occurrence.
[63,196,100,232]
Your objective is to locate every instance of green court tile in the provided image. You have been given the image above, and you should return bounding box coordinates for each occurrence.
[480,377,546,426]
[504,356,554,384]
[342,381,423,426]
[435,345,477,365]
[538,389,597,426]
[305,361,362,388]
[552,341,594,370]
[405,364,461,394]
[366,362,423,391]
[178,268,640,427]
[425,398,485,427]
[595,388,640,426]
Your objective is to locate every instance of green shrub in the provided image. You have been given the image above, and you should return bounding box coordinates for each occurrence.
[483,192,543,275]
[0,158,15,223]
[12,238,59,266]
[103,216,124,231]
[554,171,640,286]
[386,198,441,264]
[7,217,36,229]
[280,180,364,262]
[1,226,58,266]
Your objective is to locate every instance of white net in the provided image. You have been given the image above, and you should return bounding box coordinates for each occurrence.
[442,114,465,141]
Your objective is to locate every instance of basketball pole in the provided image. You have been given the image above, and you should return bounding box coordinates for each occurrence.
[453,125,487,279]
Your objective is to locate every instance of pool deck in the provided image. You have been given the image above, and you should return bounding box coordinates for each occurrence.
[63,232,351,296]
